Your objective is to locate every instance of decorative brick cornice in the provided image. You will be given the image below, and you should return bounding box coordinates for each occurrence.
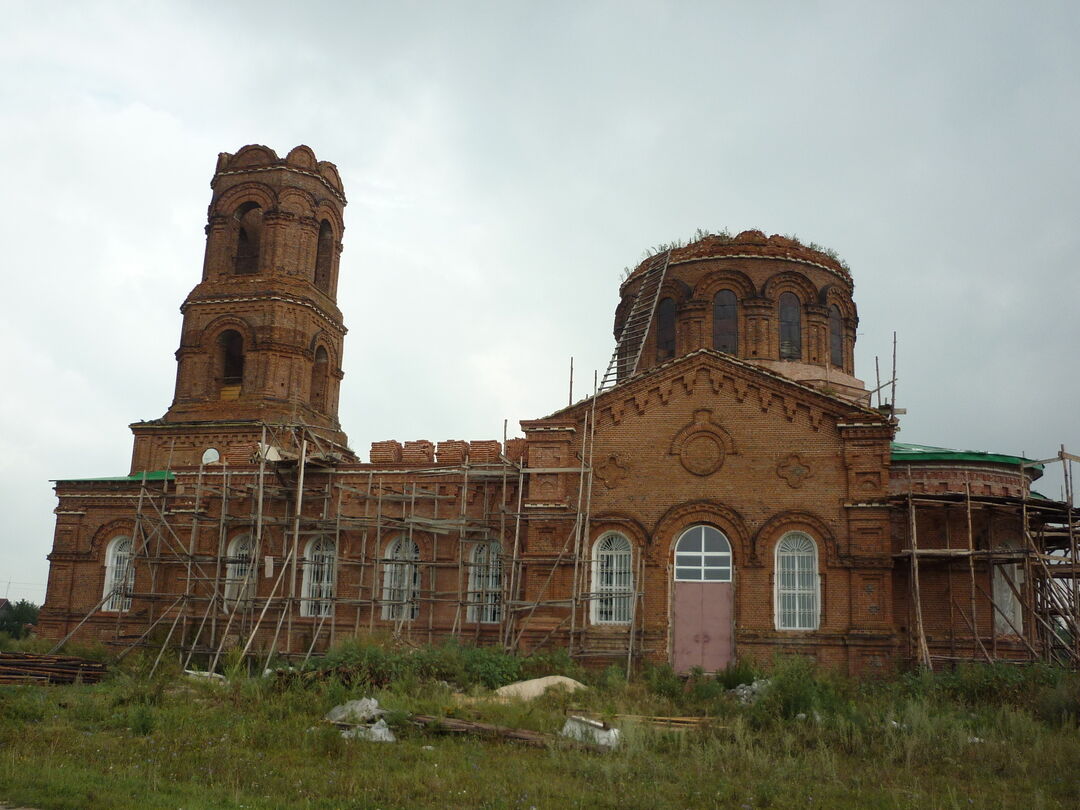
[180,292,347,336]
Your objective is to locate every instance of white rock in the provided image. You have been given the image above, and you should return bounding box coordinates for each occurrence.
[341,718,396,742]
[325,698,385,725]
[494,675,587,700]
[560,715,621,749]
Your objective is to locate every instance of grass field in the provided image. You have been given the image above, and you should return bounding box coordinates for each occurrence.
[1,637,1078,809]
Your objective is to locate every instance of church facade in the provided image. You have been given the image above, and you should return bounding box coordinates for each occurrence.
[37,145,1075,674]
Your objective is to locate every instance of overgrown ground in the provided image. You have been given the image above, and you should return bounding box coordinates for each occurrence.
[1,636,1079,809]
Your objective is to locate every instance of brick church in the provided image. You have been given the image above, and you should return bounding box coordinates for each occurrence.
[37,145,1078,674]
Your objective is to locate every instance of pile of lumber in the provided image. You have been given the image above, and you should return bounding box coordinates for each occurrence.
[410,714,605,752]
[0,652,107,685]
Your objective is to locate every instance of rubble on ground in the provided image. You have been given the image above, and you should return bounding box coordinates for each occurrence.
[325,697,395,742]
[729,678,770,704]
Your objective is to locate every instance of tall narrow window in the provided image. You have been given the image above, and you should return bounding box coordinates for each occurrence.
[674,525,732,581]
[775,532,819,630]
[218,330,245,389]
[829,305,844,368]
[779,292,802,360]
[381,537,420,621]
[310,346,329,412]
[993,540,1025,635]
[224,534,254,610]
[314,219,333,293]
[467,542,502,624]
[102,536,134,612]
[656,297,676,362]
[301,537,336,618]
[233,202,262,275]
[713,290,738,354]
[591,533,633,624]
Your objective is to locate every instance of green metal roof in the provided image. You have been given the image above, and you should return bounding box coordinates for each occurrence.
[891,442,1037,468]
[54,470,175,483]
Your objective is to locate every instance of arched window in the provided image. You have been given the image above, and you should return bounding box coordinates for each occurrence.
[467,542,502,624]
[829,305,843,368]
[301,537,336,618]
[224,534,254,609]
[674,525,732,581]
[310,346,329,412]
[656,297,676,362]
[591,533,633,624]
[102,536,134,612]
[775,532,819,630]
[314,219,334,293]
[779,292,802,360]
[233,202,262,275]
[712,290,738,354]
[381,537,420,621]
[219,330,244,387]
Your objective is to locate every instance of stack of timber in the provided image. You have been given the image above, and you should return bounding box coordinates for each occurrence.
[410,714,605,752]
[0,652,107,685]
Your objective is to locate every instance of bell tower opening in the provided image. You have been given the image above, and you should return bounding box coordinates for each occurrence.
[218,330,245,399]
[310,346,329,413]
[233,202,262,276]
[314,219,334,294]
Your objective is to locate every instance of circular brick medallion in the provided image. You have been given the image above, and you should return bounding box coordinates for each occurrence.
[680,433,725,476]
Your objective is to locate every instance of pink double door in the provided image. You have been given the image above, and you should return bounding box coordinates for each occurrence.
[672,525,735,673]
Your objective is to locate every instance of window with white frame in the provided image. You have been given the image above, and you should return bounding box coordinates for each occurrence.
[592,533,634,624]
[381,537,420,621]
[300,536,336,618]
[674,525,732,581]
[102,535,134,612]
[224,534,254,610]
[775,532,819,630]
[467,542,502,624]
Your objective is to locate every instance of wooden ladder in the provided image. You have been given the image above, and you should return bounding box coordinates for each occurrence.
[598,250,672,391]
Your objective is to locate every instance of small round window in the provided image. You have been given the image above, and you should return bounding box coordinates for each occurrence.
[674,525,732,582]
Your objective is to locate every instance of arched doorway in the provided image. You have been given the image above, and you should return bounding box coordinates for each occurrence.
[672,524,734,672]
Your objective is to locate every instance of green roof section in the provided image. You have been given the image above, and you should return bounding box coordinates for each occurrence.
[891,442,1039,469]
[53,470,176,483]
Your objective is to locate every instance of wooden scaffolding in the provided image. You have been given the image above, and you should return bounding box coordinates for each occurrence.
[898,448,1080,670]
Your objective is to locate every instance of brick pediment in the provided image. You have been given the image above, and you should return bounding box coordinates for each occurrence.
[565,350,883,435]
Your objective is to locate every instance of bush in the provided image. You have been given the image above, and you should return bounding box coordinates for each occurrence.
[643,663,682,700]
[751,656,847,723]
[1033,677,1080,727]
[715,658,758,690]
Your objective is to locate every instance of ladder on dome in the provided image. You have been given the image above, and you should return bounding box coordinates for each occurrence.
[598,249,672,391]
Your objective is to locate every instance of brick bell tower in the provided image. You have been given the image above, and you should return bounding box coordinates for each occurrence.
[129,144,351,472]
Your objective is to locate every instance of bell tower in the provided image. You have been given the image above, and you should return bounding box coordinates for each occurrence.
[130,145,352,471]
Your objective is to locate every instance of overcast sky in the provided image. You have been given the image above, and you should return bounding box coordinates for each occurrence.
[2,1,1078,604]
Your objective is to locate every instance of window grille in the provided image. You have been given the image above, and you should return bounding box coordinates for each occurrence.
[301,537,336,618]
[775,532,819,630]
[103,536,134,612]
[467,542,502,624]
[224,534,254,609]
[591,534,633,624]
[382,537,420,621]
